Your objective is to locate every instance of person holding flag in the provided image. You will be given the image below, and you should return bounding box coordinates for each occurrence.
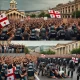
[6,58,16,80]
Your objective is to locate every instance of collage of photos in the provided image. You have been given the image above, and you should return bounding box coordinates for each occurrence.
[0,0,80,80]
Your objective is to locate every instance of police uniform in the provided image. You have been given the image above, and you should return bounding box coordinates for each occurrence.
[27,66,35,80]
[68,60,75,78]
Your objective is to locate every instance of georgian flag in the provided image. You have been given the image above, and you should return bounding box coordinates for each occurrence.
[0,13,9,28]
[7,67,16,80]
[72,57,78,63]
[48,10,61,18]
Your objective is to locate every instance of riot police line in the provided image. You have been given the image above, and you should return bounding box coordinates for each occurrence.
[0,59,40,80]
[0,23,80,40]
[37,57,80,80]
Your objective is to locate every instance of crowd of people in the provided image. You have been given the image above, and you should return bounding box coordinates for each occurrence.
[1,55,80,80]
[0,55,38,80]
[37,57,80,80]
[0,18,80,40]
[0,44,25,53]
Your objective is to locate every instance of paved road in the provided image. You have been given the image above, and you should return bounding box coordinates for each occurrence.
[38,68,77,80]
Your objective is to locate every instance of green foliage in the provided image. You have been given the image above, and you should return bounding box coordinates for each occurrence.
[38,11,50,18]
[72,11,80,18]
[24,47,30,54]
[30,14,36,18]
[71,47,80,54]
[38,11,45,17]
[40,49,55,55]
[45,14,50,18]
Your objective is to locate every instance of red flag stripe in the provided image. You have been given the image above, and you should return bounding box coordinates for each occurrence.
[0,17,8,22]
[0,23,3,28]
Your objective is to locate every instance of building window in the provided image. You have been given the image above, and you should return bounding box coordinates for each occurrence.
[76,8,78,11]
[76,43,78,48]
[12,5,14,8]
[72,5,74,12]
[72,44,74,49]
[63,8,64,13]
[68,6,70,13]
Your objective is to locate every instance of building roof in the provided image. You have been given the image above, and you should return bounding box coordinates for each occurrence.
[10,0,17,4]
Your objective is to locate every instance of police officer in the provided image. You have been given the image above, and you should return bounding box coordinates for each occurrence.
[76,21,80,40]
[57,58,62,71]
[14,28,23,40]
[0,29,9,40]
[27,64,36,80]
[1,63,7,80]
[20,67,27,80]
[38,62,45,76]
[57,27,65,40]
[77,63,80,80]
[40,28,47,40]
[48,26,57,40]
[14,62,21,80]
[68,60,75,78]
[29,29,38,40]
[0,61,2,80]
[62,59,67,73]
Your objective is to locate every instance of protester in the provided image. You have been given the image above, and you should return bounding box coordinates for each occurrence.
[0,18,80,40]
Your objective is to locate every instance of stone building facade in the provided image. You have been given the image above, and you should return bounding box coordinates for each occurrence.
[52,41,80,54]
[52,0,80,18]
[0,0,25,19]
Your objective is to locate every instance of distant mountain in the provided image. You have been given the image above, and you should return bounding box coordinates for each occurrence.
[28,46,38,50]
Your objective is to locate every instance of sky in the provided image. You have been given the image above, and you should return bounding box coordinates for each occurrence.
[0,0,74,11]
[11,41,72,46]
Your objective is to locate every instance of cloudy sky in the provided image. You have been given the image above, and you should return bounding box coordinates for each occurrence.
[0,0,74,11]
[11,41,72,46]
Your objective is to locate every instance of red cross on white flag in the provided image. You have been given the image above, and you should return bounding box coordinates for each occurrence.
[48,10,61,18]
[0,13,9,28]
[72,57,78,63]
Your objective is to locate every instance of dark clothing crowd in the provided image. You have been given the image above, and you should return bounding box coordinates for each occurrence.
[37,57,80,80]
[0,44,25,53]
[0,18,80,40]
[0,56,38,80]
[1,56,80,80]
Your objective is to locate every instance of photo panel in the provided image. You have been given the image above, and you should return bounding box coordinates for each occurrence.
[0,0,80,41]
[0,41,80,80]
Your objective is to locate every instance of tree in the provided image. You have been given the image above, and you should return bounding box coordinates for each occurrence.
[40,49,55,55]
[30,14,36,18]
[71,47,80,54]
[72,11,80,18]
[24,47,30,54]
[38,12,45,17]
[45,14,50,18]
